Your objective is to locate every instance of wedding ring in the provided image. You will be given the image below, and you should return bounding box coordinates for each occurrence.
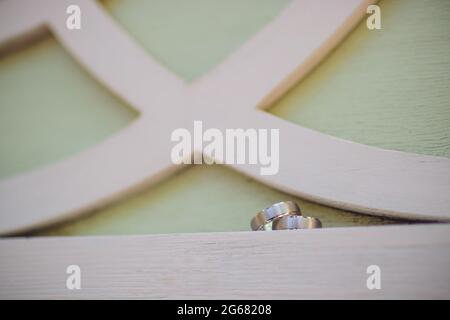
[250,201,301,231]
[272,215,322,230]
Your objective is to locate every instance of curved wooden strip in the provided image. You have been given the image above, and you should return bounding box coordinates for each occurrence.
[0,0,449,235]
[191,0,376,112]
[0,117,184,235]
[212,110,450,221]
[0,0,187,234]
[46,0,186,116]
[0,0,186,115]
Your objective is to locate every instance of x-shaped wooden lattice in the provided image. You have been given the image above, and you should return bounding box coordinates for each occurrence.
[0,0,449,234]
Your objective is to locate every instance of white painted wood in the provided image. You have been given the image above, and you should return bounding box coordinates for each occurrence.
[191,0,376,111]
[0,0,48,46]
[1,224,449,299]
[214,111,450,221]
[0,0,449,234]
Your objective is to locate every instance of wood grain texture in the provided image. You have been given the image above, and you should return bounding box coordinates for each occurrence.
[1,224,450,299]
[270,0,450,158]
[0,0,395,236]
[34,0,450,235]
[0,0,449,235]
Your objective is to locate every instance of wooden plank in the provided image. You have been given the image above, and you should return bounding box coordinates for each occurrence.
[1,224,449,299]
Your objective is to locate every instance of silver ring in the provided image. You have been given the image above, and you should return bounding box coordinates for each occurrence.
[272,215,322,230]
[250,201,301,231]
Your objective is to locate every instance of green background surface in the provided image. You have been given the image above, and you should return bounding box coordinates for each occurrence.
[0,0,448,236]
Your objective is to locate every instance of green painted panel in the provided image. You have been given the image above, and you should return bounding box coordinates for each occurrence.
[0,36,138,179]
[101,0,291,81]
[1,0,446,236]
[35,165,400,237]
[270,0,450,157]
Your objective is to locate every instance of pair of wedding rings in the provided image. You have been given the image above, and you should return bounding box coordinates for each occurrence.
[251,201,322,231]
